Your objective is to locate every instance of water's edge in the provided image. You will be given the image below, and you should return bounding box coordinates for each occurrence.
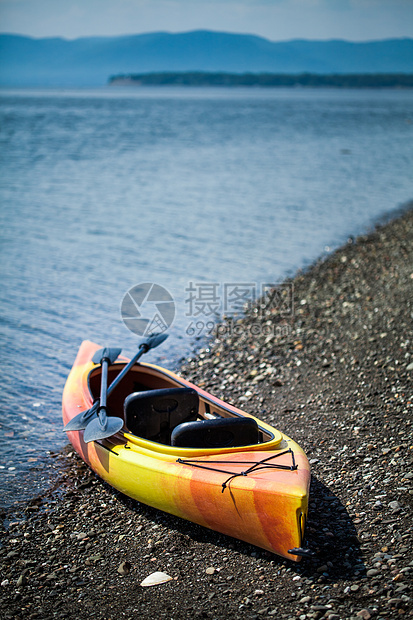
[2,200,412,515]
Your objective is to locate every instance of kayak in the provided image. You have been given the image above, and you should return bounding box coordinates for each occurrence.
[62,339,311,561]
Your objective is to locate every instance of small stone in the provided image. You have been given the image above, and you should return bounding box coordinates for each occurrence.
[117,561,131,575]
[406,362,413,371]
[311,605,329,612]
[350,584,360,592]
[253,374,266,382]
[300,596,311,603]
[16,573,27,587]
[388,501,401,513]
[140,571,172,587]
[356,610,372,620]
[366,569,380,578]
[205,567,215,575]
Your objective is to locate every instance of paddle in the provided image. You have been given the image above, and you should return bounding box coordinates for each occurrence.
[83,349,124,443]
[63,333,169,436]
[63,347,121,432]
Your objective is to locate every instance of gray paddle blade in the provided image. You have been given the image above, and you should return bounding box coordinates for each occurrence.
[143,332,169,351]
[63,402,99,431]
[83,416,124,443]
[92,347,122,365]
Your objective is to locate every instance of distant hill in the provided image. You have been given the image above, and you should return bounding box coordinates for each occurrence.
[0,30,412,87]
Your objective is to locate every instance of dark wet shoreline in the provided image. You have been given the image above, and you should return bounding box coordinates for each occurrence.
[1,205,412,619]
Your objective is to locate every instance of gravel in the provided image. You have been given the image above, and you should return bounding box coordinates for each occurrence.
[1,205,412,619]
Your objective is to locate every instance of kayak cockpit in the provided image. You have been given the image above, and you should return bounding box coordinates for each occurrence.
[88,362,276,449]
[124,387,260,448]
[124,387,199,445]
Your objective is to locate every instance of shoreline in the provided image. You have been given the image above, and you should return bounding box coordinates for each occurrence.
[1,205,412,619]
[109,71,413,89]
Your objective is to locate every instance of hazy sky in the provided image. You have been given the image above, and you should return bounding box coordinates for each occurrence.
[0,0,412,41]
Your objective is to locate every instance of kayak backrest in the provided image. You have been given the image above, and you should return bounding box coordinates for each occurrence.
[124,387,199,444]
[171,417,259,449]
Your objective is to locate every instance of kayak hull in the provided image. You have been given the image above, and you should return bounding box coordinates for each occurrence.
[63,340,310,561]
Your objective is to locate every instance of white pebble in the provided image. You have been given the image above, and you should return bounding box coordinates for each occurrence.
[140,571,173,587]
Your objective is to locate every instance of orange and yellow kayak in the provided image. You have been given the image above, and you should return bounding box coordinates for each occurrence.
[62,340,310,561]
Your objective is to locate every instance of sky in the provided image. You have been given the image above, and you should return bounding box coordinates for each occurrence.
[0,0,412,42]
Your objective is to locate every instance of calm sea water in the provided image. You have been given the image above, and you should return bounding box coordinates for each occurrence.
[1,87,412,509]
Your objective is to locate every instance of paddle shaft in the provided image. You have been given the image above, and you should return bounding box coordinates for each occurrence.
[83,352,124,442]
[99,357,109,418]
[105,344,148,397]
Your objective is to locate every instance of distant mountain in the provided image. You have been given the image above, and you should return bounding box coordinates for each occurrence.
[0,30,412,87]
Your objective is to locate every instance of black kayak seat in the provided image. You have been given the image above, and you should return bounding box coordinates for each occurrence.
[171,416,259,449]
[124,387,199,444]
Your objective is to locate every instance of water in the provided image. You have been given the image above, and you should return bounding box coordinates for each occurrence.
[1,86,412,509]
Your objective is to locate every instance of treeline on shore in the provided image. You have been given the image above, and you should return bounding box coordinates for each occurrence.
[109,71,413,88]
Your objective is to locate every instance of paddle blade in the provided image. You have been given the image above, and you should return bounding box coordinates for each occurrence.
[63,402,99,431]
[92,347,122,365]
[142,333,169,351]
[83,416,124,443]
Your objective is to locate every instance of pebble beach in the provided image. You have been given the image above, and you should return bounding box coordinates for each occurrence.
[1,205,412,620]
